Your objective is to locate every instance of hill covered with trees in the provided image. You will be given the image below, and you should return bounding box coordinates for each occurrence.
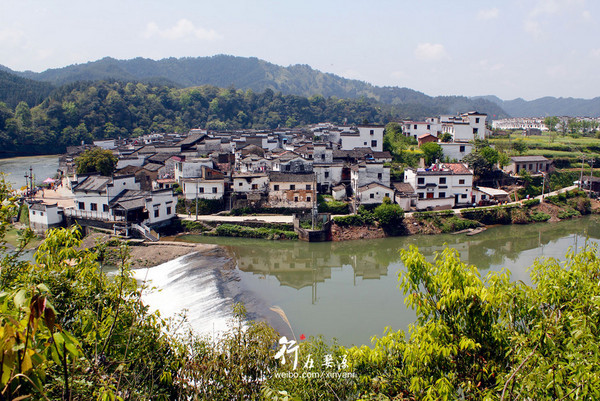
[1,55,509,119]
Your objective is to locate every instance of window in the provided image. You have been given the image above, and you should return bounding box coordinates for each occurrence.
[32,211,36,215]
[212,187,218,193]
[306,184,311,190]
[473,128,478,134]
[90,203,97,211]
[459,179,465,185]
[370,193,375,199]
[199,187,205,193]
[238,182,243,186]
[285,165,290,171]
[475,118,480,123]
[40,212,44,216]
[363,142,367,146]
[371,140,377,148]
[103,204,109,212]
[418,193,424,199]
[321,154,325,160]
[414,124,417,129]
[252,184,258,190]
[439,177,446,184]
[370,129,374,135]
[324,172,329,178]
[166,206,172,215]
[154,209,159,218]
[529,164,533,170]
[460,145,465,152]
[482,195,487,199]
[294,196,299,202]
[439,192,446,198]
[274,184,280,191]
[378,173,383,180]
[461,194,467,199]
[427,124,430,130]
[290,184,296,190]
[306,196,311,202]
[385,193,390,198]
[78,202,84,210]
[417,177,425,185]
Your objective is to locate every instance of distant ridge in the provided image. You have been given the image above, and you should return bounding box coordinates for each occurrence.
[473,95,600,118]
[1,55,509,119]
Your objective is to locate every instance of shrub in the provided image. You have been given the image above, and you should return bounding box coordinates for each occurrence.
[529,211,551,222]
[569,197,592,214]
[318,195,350,215]
[440,217,480,233]
[333,214,370,227]
[511,208,529,224]
[522,198,540,208]
[214,224,298,240]
[558,208,581,219]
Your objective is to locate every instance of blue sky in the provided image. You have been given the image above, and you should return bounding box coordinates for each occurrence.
[1,0,598,100]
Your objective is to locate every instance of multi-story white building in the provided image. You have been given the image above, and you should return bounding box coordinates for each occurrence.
[350,162,390,195]
[340,125,384,152]
[404,163,473,210]
[401,118,442,140]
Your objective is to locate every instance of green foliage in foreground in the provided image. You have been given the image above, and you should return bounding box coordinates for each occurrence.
[3,175,600,399]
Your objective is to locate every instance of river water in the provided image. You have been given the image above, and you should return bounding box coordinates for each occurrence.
[0,155,60,189]
[146,216,600,347]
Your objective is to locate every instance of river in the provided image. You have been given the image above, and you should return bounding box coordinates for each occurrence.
[0,155,60,189]
[141,215,600,347]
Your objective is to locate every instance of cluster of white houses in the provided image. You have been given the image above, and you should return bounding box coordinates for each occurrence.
[29,111,554,236]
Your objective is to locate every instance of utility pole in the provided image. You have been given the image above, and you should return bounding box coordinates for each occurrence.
[195,178,199,221]
[579,155,586,189]
[29,166,33,201]
[311,173,317,230]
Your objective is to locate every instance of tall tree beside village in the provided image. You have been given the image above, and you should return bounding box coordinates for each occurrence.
[75,147,118,176]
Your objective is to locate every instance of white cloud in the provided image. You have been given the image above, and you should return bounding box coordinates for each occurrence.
[523,19,542,39]
[391,70,407,80]
[546,64,568,78]
[582,10,592,20]
[414,43,448,62]
[477,8,499,20]
[479,59,504,72]
[530,0,584,17]
[143,19,222,41]
[590,48,600,59]
[0,27,25,47]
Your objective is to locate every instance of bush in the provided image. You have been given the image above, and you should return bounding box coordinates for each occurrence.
[460,206,514,225]
[558,208,581,219]
[529,211,551,222]
[569,197,592,214]
[511,208,529,224]
[522,198,540,208]
[214,224,298,240]
[333,214,370,227]
[440,217,480,233]
[317,195,350,214]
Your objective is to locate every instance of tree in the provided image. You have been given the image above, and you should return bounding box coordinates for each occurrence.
[543,116,559,132]
[511,139,527,155]
[420,142,443,165]
[75,147,118,176]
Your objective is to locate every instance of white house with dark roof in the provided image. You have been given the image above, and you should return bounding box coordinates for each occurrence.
[28,202,64,234]
[67,174,176,229]
[404,163,473,210]
[340,125,384,152]
[268,172,315,209]
[357,182,393,205]
[504,156,552,175]
[350,162,390,195]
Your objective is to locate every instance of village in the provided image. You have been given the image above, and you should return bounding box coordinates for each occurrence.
[25,111,565,241]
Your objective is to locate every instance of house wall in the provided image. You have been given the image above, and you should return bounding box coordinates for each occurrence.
[182,180,225,200]
[358,186,393,205]
[351,163,390,193]
[72,192,112,220]
[439,143,473,161]
[340,126,384,152]
[268,182,314,209]
[314,164,343,192]
[144,190,176,226]
[29,205,64,233]
[415,197,455,211]
[107,176,140,199]
[232,175,269,193]
[174,159,213,182]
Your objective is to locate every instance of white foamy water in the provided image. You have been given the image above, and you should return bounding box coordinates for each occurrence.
[134,252,234,339]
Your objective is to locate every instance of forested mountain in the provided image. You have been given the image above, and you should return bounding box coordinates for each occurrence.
[2,55,509,119]
[474,95,600,118]
[0,80,412,156]
[0,69,55,108]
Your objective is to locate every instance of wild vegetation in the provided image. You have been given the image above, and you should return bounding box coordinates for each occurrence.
[2,176,600,399]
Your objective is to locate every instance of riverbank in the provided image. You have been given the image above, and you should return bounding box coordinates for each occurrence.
[80,232,229,268]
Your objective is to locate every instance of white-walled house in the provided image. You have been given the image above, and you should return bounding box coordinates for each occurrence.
[313,162,344,193]
[28,202,64,234]
[232,173,269,194]
[504,156,551,175]
[404,163,474,210]
[340,125,384,152]
[439,142,473,161]
[67,174,176,228]
[174,158,214,183]
[181,178,226,200]
[402,118,442,140]
[268,172,315,209]
[357,183,393,205]
[350,162,390,195]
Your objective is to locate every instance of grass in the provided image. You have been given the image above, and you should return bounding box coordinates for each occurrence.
[4,227,41,249]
